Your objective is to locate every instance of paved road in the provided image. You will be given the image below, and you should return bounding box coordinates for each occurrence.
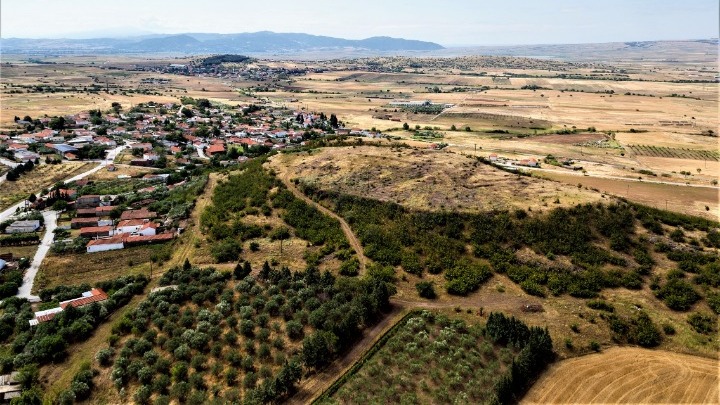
[16,210,57,302]
[0,157,19,168]
[0,157,19,186]
[278,170,368,275]
[195,144,210,160]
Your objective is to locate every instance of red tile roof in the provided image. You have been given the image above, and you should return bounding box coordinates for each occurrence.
[120,209,156,220]
[79,225,113,235]
[86,235,125,247]
[59,288,108,309]
[206,144,226,155]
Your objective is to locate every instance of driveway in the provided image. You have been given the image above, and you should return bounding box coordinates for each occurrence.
[16,210,57,301]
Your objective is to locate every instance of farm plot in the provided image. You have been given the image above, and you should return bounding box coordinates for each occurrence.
[522,347,719,404]
[96,264,393,404]
[628,145,720,161]
[320,310,553,404]
[0,162,96,210]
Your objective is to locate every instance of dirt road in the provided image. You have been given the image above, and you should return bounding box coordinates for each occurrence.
[277,170,368,275]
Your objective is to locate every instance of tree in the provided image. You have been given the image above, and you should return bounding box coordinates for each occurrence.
[49,116,66,130]
[451,124,457,131]
[402,122,410,130]
[111,102,122,113]
[415,281,436,299]
[329,114,339,128]
[27,193,37,203]
[302,330,338,369]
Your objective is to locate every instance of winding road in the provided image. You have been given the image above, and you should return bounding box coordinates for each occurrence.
[278,170,368,275]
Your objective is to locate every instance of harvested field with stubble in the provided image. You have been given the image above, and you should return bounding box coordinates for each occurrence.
[270,146,603,213]
[523,347,719,404]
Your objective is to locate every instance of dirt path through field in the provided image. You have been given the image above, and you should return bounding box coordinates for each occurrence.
[277,168,368,275]
[523,346,720,404]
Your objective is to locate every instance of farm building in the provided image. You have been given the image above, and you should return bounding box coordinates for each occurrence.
[79,226,114,238]
[120,209,156,221]
[4,220,40,234]
[60,288,108,309]
[71,217,99,229]
[76,208,100,217]
[86,235,124,253]
[27,307,63,326]
[124,233,173,246]
[28,289,109,326]
[76,195,101,209]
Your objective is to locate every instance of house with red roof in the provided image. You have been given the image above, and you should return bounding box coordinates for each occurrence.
[206,143,226,156]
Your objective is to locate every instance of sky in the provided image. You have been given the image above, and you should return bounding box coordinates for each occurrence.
[1,0,717,46]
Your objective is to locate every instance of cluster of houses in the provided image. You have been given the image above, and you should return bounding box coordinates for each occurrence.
[130,61,307,82]
[5,93,382,171]
[62,193,174,253]
[2,119,117,162]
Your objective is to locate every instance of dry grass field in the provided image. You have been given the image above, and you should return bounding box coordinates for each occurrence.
[0,162,96,210]
[538,171,719,220]
[523,347,719,404]
[270,146,603,214]
[33,243,171,292]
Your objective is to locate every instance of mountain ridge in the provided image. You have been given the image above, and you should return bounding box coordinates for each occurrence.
[0,31,444,54]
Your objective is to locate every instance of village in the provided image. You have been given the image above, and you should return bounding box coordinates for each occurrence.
[0,97,377,311]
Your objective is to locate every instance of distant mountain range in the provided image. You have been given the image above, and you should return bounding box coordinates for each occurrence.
[0,32,444,54]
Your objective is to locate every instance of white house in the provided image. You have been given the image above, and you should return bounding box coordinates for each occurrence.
[116,219,145,234]
[136,222,157,236]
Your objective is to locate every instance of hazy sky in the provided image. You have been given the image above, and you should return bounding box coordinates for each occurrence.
[1,0,717,45]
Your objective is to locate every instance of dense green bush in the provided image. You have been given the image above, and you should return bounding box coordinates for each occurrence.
[687,313,717,334]
[445,260,492,296]
[655,279,701,311]
[415,281,436,299]
[605,312,661,347]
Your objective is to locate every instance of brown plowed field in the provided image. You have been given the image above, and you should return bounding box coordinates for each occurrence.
[523,347,719,404]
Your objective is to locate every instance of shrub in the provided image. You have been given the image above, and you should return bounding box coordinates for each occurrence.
[445,261,492,296]
[96,348,114,366]
[655,279,701,311]
[687,313,716,334]
[415,281,436,299]
[587,300,614,312]
[339,257,360,277]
